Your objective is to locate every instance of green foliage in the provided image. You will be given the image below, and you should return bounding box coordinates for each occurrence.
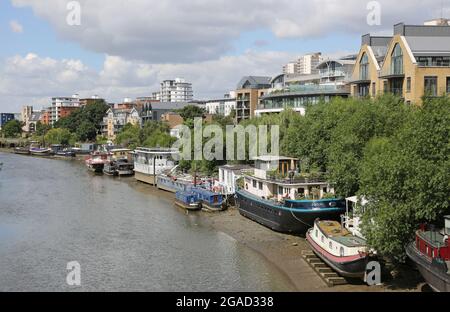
[177,105,206,122]
[1,120,23,138]
[54,100,109,142]
[115,121,177,150]
[359,97,450,261]
[1,120,22,138]
[44,128,76,145]
[35,121,51,136]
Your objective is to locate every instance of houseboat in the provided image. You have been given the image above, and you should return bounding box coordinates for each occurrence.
[51,145,76,158]
[306,220,369,278]
[85,152,109,173]
[103,161,118,176]
[174,191,202,211]
[235,156,347,234]
[132,148,178,185]
[110,148,132,161]
[343,196,369,239]
[116,160,134,177]
[406,216,450,292]
[157,173,195,193]
[192,188,226,212]
[13,147,30,155]
[29,147,52,156]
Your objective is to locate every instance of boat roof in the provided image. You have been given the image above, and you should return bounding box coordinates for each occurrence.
[133,147,179,155]
[418,230,447,248]
[317,220,366,247]
[253,155,299,162]
[110,148,131,152]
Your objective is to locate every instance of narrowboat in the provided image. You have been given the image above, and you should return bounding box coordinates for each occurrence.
[51,145,76,158]
[116,160,134,177]
[85,152,109,173]
[157,173,195,193]
[14,147,30,155]
[235,156,347,234]
[306,220,369,278]
[29,147,53,156]
[193,188,226,212]
[132,148,178,185]
[406,216,450,292]
[174,191,202,211]
[103,161,118,176]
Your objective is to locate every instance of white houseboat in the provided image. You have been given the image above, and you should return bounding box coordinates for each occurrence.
[132,148,178,185]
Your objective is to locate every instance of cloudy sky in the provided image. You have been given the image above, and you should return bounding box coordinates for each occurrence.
[1,0,449,112]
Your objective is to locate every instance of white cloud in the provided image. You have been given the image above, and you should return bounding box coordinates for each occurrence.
[11,0,447,63]
[9,20,24,33]
[0,51,295,112]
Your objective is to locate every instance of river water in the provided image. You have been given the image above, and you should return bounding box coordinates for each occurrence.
[0,152,295,292]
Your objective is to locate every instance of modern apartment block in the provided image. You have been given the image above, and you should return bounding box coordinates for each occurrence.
[79,95,104,107]
[205,92,237,117]
[0,113,15,130]
[235,76,272,123]
[160,78,193,102]
[49,94,81,126]
[101,107,141,140]
[297,53,323,75]
[351,22,450,104]
[257,57,355,116]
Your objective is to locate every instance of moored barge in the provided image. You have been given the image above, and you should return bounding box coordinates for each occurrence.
[406,216,450,292]
[236,156,346,234]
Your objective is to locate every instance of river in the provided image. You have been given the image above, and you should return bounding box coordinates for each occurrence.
[0,152,295,292]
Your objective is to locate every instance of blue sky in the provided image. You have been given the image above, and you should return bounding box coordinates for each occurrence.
[0,0,447,112]
[0,1,104,69]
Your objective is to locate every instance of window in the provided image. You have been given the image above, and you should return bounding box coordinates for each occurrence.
[329,242,333,250]
[424,77,438,97]
[298,188,305,195]
[383,81,388,93]
[372,82,376,97]
[391,44,404,75]
[360,53,369,80]
[253,180,257,188]
[417,56,450,67]
[447,77,450,94]
[258,182,263,191]
[321,236,325,243]
[315,230,318,238]
[406,77,411,93]
[340,247,345,257]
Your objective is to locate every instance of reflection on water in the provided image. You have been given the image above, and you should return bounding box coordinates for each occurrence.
[0,152,295,291]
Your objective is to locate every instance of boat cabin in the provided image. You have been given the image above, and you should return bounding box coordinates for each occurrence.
[110,148,132,161]
[244,155,334,202]
[176,191,200,205]
[215,164,253,195]
[416,216,450,261]
[192,188,224,206]
[132,147,179,185]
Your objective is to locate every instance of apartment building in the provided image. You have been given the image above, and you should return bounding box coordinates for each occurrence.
[235,76,272,123]
[160,78,193,102]
[205,92,237,117]
[101,108,141,140]
[351,22,450,105]
[49,95,80,126]
[283,53,323,76]
[256,57,355,116]
[0,113,15,130]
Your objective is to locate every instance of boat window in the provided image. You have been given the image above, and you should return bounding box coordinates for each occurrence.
[258,182,263,190]
[321,236,324,243]
[329,242,333,250]
[340,247,345,257]
[315,229,318,238]
[253,180,257,188]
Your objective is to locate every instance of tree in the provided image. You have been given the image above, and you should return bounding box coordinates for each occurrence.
[76,121,98,142]
[35,121,51,136]
[44,128,75,146]
[1,120,22,138]
[177,105,206,121]
[359,97,450,261]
